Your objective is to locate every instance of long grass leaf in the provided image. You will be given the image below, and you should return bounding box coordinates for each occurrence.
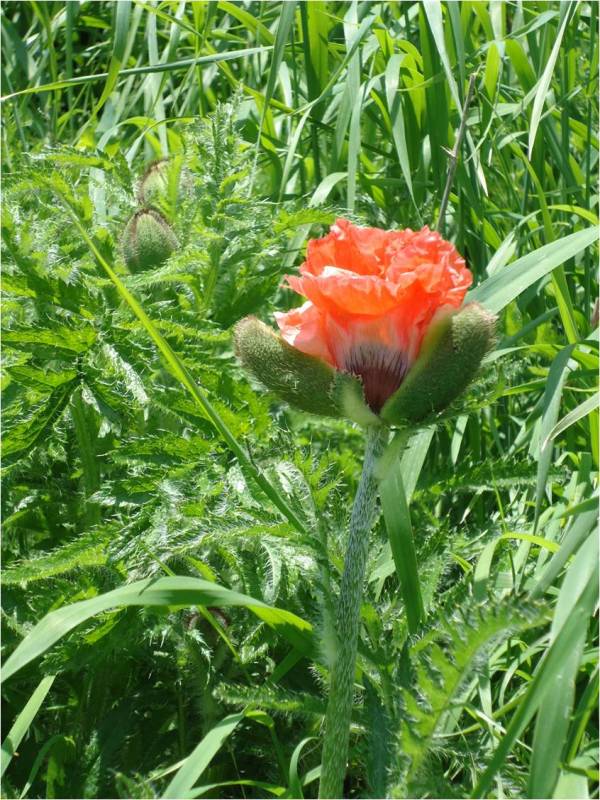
[60,198,307,535]
[379,468,424,633]
[542,391,600,449]
[1,576,314,684]
[1,675,56,778]
[534,344,575,530]
[472,570,597,798]
[163,712,246,799]
[251,2,296,190]
[528,5,573,158]
[93,0,131,114]
[467,227,599,314]
[385,54,415,206]
[1,48,272,101]
[530,509,598,599]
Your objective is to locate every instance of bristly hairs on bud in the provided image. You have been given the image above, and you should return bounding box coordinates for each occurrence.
[122,208,178,271]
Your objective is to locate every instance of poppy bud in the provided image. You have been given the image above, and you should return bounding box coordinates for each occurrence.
[234,317,376,423]
[380,303,497,425]
[138,159,171,205]
[122,209,178,271]
[138,158,189,206]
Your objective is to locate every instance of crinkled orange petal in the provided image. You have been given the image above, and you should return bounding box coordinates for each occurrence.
[286,269,419,316]
[274,301,333,364]
[303,218,402,277]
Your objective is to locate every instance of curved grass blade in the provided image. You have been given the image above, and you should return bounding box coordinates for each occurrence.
[94,0,131,115]
[1,576,314,684]
[1,675,56,778]
[534,344,575,531]
[288,737,316,799]
[472,568,597,798]
[59,195,307,536]
[528,4,573,158]
[542,391,599,450]
[251,1,296,190]
[189,780,285,798]
[530,508,598,600]
[379,467,424,633]
[467,227,599,314]
[0,48,272,102]
[163,712,246,799]
[17,734,66,800]
[385,53,415,208]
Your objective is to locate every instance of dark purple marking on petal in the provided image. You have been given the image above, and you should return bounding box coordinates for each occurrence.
[343,343,409,413]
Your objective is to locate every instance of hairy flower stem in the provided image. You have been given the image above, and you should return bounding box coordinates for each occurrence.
[319,425,389,799]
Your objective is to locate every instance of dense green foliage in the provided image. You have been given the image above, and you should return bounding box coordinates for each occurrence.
[1,2,598,798]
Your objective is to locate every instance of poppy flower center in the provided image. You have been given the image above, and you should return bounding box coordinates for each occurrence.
[342,343,409,413]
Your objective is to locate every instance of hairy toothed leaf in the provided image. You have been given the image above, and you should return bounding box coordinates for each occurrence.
[392,600,541,796]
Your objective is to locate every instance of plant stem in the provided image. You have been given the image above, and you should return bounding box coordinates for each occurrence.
[319,425,388,799]
[71,388,101,529]
[436,71,478,235]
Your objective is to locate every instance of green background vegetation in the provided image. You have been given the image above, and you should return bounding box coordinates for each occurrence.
[1,1,598,798]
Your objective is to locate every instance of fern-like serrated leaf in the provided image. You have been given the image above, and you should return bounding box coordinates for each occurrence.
[213,682,326,718]
[394,599,542,796]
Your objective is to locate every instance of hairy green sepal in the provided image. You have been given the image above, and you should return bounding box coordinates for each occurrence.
[122,209,178,271]
[234,317,375,422]
[380,303,497,425]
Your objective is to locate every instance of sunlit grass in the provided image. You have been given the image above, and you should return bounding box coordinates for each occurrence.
[1,2,598,799]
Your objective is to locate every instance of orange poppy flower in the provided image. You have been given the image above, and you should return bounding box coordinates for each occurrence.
[275,219,473,412]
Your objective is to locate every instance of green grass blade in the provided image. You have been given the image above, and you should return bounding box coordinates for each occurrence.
[423,0,487,196]
[252,2,296,189]
[17,734,66,800]
[472,569,597,798]
[310,171,348,206]
[509,141,580,342]
[473,537,502,601]
[61,198,307,536]
[385,53,415,207]
[217,1,275,45]
[542,391,600,449]
[1,576,314,684]
[467,227,599,314]
[422,0,460,108]
[287,736,316,799]
[1,674,56,778]
[500,532,560,552]
[163,712,246,799]
[534,344,575,530]
[278,104,311,202]
[93,0,130,114]
[188,780,285,798]
[332,1,359,168]
[0,48,272,101]
[528,5,573,158]
[379,467,425,633]
[530,509,598,599]
[346,80,365,212]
